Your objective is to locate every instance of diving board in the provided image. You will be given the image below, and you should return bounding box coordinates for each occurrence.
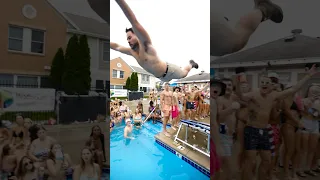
[174,120,210,157]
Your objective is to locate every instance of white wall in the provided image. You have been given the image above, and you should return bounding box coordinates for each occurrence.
[137,73,156,91]
[67,34,109,87]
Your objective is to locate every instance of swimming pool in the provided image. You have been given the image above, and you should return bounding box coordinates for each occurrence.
[110,120,209,180]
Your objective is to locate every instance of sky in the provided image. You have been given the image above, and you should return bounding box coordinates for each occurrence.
[110,0,210,76]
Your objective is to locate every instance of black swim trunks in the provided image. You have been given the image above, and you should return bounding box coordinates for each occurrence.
[186,101,194,109]
[244,126,271,151]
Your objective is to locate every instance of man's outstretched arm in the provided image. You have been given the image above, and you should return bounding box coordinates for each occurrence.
[110,42,132,56]
[115,0,152,44]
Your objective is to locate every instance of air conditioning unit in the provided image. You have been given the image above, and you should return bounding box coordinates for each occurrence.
[44,66,51,70]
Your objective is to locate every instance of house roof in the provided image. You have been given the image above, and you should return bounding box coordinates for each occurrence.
[63,12,109,38]
[130,66,153,76]
[175,72,210,83]
[212,34,320,65]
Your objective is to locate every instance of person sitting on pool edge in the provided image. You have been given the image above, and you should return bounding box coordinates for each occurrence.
[124,117,134,140]
[147,101,156,121]
[153,104,162,124]
[133,108,143,128]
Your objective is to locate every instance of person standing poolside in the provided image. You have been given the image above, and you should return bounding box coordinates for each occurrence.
[111,0,199,82]
[238,65,319,180]
[160,83,173,137]
[216,78,241,180]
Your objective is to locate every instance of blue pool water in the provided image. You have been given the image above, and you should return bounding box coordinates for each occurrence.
[110,120,209,180]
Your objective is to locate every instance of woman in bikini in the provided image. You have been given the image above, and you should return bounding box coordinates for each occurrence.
[133,108,143,128]
[46,143,73,180]
[73,147,101,180]
[298,84,320,177]
[16,156,43,180]
[11,114,28,156]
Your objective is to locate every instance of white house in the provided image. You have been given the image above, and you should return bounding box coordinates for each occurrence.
[63,12,109,91]
[130,66,157,92]
[211,30,320,94]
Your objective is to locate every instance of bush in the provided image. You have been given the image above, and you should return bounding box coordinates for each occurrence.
[49,48,64,90]
[130,72,139,91]
[125,77,131,90]
[78,35,91,94]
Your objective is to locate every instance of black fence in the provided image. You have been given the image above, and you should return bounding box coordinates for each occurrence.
[58,96,107,124]
[128,91,144,101]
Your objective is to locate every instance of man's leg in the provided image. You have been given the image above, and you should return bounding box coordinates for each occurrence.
[162,61,199,81]
[233,0,283,52]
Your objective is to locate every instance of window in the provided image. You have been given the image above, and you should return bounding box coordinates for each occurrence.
[112,70,117,78]
[0,74,14,87]
[112,69,124,79]
[110,85,114,89]
[8,26,23,51]
[8,25,45,54]
[141,74,150,84]
[114,85,123,89]
[16,76,38,88]
[31,30,44,54]
[119,71,124,78]
[103,42,109,61]
[146,75,150,81]
[142,75,145,81]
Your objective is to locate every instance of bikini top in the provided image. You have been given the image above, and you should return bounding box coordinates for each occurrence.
[13,131,23,138]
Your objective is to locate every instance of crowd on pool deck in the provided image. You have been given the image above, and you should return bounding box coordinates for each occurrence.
[110,83,210,139]
[0,115,106,180]
[211,64,320,180]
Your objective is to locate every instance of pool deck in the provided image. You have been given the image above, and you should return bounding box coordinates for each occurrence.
[154,127,210,171]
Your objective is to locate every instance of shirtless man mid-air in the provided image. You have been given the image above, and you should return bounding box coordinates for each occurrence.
[111,0,199,82]
[238,65,318,180]
[160,83,173,137]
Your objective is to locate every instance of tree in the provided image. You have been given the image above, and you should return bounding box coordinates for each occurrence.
[49,48,64,90]
[130,72,139,91]
[62,35,80,94]
[125,77,131,90]
[78,35,91,94]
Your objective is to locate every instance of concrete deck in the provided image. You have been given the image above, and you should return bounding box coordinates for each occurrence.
[154,125,210,171]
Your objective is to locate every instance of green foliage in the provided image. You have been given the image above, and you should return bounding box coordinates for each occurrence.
[78,35,91,94]
[129,72,139,91]
[125,77,131,90]
[49,48,64,90]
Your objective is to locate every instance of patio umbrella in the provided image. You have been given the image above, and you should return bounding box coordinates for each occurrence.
[87,0,110,23]
[170,83,177,87]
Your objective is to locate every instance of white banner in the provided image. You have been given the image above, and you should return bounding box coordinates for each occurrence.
[110,89,127,98]
[0,87,55,112]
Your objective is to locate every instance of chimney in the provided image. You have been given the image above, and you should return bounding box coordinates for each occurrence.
[284,29,302,42]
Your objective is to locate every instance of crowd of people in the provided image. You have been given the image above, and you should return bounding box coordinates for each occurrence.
[211,64,320,180]
[0,115,106,180]
[110,82,210,139]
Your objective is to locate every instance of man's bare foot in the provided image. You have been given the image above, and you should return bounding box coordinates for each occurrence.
[163,132,171,137]
[189,60,198,69]
[171,126,177,131]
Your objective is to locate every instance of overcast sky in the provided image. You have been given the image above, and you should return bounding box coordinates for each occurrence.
[110,0,210,76]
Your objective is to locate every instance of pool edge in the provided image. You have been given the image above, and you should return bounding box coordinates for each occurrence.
[152,119,210,178]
